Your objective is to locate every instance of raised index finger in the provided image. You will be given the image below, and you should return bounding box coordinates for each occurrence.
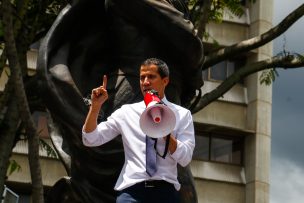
[102,75,107,89]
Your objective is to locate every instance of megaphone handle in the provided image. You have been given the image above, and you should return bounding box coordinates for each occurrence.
[153,134,170,158]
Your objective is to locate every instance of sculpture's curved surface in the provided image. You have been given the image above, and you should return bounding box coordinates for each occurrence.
[37,0,204,202]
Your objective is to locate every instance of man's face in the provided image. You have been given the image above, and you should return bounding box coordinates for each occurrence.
[140,64,169,99]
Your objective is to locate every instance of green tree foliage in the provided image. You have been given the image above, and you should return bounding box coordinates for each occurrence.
[189,0,255,28]
[7,159,21,176]
[39,138,58,159]
[260,69,279,85]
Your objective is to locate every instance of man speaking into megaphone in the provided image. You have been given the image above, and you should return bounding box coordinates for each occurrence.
[82,58,195,203]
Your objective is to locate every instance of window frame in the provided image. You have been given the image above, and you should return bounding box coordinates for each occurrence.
[202,57,246,83]
[193,130,245,166]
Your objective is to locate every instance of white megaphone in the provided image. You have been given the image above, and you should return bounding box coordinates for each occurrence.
[139,90,176,138]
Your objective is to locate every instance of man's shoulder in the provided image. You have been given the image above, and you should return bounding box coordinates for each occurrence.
[112,101,143,117]
[120,101,144,110]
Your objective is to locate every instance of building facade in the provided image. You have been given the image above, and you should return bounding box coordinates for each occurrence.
[191,0,273,202]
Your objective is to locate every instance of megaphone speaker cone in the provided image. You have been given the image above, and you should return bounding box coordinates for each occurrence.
[140,104,176,138]
[150,106,161,123]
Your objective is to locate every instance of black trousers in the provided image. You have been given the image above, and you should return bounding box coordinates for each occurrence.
[116,180,180,203]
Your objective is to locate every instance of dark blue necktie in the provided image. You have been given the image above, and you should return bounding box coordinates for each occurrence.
[146,136,157,176]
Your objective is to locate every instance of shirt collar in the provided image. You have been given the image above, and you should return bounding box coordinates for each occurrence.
[162,96,174,108]
[161,96,169,105]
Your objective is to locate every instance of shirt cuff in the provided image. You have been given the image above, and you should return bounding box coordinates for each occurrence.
[82,126,99,145]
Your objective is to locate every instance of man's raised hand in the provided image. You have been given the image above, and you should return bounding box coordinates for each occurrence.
[91,75,108,108]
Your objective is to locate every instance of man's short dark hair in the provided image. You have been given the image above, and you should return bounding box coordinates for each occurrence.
[141,58,170,78]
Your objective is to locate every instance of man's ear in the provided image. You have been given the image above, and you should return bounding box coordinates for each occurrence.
[163,77,169,86]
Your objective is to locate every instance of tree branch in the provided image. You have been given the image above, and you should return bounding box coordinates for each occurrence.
[203,3,304,69]
[191,54,304,113]
[0,47,7,75]
[196,0,212,39]
[2,0,44,202]
[0,98,20,197]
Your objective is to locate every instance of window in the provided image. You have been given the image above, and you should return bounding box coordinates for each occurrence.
[2,185,19,203]
[193,135,209,160]
[193,133,244,165]
[202,58,246,82]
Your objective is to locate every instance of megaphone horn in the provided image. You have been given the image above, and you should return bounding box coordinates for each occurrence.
[140,90,176,138]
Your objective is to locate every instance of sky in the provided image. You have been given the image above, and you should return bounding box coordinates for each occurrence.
[271,0,304,203]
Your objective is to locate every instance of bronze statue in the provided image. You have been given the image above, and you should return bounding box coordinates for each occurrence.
[37,0,204,202]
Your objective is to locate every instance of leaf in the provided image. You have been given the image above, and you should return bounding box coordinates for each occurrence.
[39,138,58,159]
[293,53,304,62]
[259,68,279,85]
[225,0,245,17]
[7,160,22,176]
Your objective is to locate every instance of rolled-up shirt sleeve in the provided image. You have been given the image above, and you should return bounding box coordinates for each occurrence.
[170,110,195,167]
[82,110,122,147]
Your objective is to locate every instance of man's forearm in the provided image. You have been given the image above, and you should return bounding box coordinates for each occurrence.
[83,105,101,133]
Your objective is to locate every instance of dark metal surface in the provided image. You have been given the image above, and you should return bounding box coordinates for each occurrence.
[37,0,204,202]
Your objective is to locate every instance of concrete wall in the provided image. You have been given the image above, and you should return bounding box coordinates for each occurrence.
[244,0,273,203]
[7,154,67,187]
[6,140,67,188]
[195,180,245,203]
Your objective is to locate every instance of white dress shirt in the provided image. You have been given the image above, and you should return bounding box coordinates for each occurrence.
[82,97,195,191]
